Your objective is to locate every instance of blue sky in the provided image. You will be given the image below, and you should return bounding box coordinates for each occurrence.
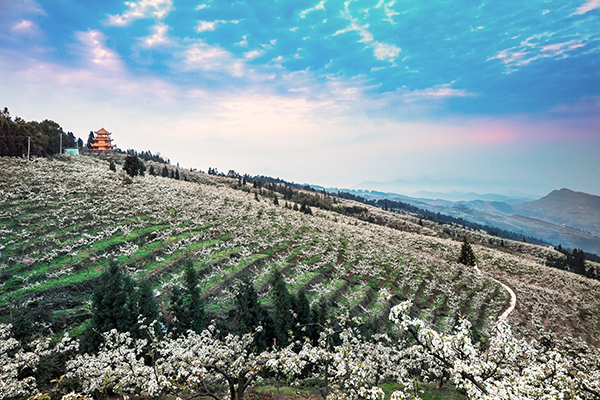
[1,0,599,197]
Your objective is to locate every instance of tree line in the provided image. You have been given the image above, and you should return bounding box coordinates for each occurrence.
[0,107,83,157]
[74,261,335,355]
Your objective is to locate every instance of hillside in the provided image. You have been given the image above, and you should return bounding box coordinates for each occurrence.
[346,188,600,255]
[1,154,599,345]
[515,188,600,234]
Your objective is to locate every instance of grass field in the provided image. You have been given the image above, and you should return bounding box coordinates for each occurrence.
[1,154,599,344]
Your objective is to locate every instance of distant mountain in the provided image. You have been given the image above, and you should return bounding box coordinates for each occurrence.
[515,189,600,235]
[411,191,532,204]
[325,187,600,255]
[354,176,546,200]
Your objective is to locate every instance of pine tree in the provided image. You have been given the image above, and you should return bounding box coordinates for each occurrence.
[86,131,94,149]
[294,288,312,340]
[273,194,279,206]
[109,160,116,172]
[180,262,205,334]
[81,262,136,353]
[168,286,186,337]
[138,161,146,177]
[161,166,169,177]
[149,165,155,176]
[175,169,180,180]
[269,268,293,347]
[458,237,476,266]
[123,155,140,177]
[311,297,328,344]
[235,278,268,351]
[129,278,160,340]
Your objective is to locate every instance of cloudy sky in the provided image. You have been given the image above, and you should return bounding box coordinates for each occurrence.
[1,0,599,197]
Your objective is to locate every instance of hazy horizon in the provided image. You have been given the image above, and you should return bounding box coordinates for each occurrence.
[1,0,599,196]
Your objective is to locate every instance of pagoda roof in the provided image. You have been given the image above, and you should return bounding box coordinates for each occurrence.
[96,128,110,134]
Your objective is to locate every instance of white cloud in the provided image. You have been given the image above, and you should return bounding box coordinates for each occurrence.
[375,0,399,24]
[195,19,239,33]
[142,23,171,46]
[195,4,210,11]
[196,20,219,32]
[235,35,249,47]
[541,40,585,56]
[405,82,476,99]
[10,20,42,36]
[299,0,326,18]
[333,2,401,63]
[12,20,34,31]
[489,35,587,71]
[75,30,122,69]
[106,0,173,26]
[244,49,265,60]
[183,41,245,77]
[373,42,401,62]
[572,0,600,15]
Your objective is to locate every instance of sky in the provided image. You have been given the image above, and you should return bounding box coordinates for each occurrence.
[1,0,599,198]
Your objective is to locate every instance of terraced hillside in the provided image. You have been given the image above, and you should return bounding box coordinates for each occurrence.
[1,154,599,343]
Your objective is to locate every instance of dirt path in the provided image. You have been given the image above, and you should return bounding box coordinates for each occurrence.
[474,264,516,319]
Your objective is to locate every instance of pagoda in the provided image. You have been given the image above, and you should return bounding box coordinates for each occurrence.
[91,128,114,153]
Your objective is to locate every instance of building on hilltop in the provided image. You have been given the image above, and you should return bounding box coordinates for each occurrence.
[91,128,114,153]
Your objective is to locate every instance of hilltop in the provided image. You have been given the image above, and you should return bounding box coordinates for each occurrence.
[1,153,599,345]
[515,188,600,233]
[339,187,600,255]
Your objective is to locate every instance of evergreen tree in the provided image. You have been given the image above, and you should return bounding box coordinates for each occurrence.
[183,261,205,334]
[310,297,328,344]
[138,161,146,177]
[168,262,205,336]
[109,160,116,172]
[87,131,94,149]
[161,166,169,177]
[149,165,155,176]
[168,286,186,337]
[458,237,476,266]
[235,278,268,351]
[273,194,279,206]
[175,169,180,180]
[294,288,312,340]
[123,155,140,177]
[81,262,136,353]
[129,278,160,340]
[269,268,293,347]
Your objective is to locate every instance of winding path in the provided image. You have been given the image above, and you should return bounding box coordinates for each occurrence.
[474,264,517,319]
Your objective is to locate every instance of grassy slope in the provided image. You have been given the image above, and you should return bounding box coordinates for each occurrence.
[0,154,598,343]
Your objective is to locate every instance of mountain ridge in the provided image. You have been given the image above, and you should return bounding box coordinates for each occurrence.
[320,187,600,255]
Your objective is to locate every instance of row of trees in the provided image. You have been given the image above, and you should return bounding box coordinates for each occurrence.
[80,261,205,353]
[78,262,331,356]
[0,108,83,157]
[119,156,189,182]
[3,294,599,400]
[546,246,597,280]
